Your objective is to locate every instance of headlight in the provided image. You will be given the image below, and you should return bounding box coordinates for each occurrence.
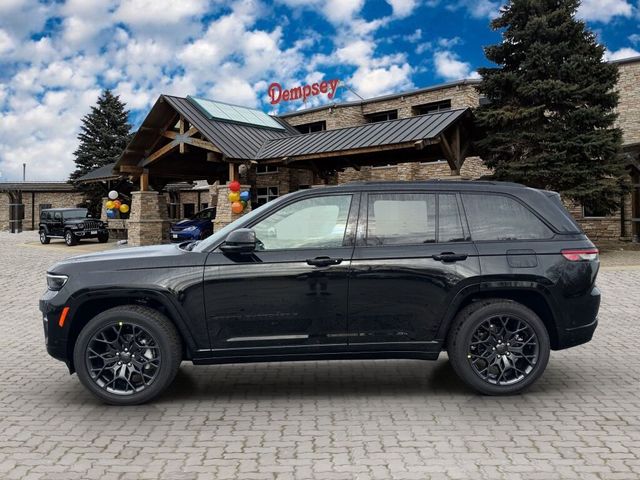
[77,223,84,229]
[183,226,197,232]
[47,273,68,291]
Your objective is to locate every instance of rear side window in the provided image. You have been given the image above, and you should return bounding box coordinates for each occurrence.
[462,194,553,241]
[366,193,436,245]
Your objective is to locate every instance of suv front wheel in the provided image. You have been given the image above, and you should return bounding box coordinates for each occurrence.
[447,299,550,395]
[39,229,50,244]
[73,305,182,405]
[64,230,78,246]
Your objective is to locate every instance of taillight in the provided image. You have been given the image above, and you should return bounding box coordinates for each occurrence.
[561,248,599,262]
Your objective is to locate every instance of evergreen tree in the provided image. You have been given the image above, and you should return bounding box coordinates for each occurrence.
[475,0,627,212]
[70,90,132,215]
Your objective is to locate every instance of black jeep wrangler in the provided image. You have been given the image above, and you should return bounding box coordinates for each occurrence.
[39,208,109,246]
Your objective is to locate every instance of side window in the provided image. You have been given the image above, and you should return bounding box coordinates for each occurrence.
[438,194,465,242]
[462,194,553,241]
[253,195,352,250]
[366,193,436,245]
[53,212,62,221]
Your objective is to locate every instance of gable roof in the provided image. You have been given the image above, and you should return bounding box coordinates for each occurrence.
[75,163,118,183]
[256,108,470,160]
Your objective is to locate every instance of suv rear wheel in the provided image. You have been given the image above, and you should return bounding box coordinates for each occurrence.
[447,299,550,395]
[39,229,50,244]
[73,305,182,405]
[64,230,77,246]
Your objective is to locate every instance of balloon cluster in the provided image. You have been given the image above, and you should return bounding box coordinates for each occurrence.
[227,181,250,214]
[105,190,130,219]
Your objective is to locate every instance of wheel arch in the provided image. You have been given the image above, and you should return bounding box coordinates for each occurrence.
[438,284,561,350]
[65,289,197,370]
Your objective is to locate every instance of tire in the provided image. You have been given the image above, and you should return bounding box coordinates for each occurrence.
[447,299,550,396]
[73,305,182,405]
[39,229,50,244]
[97,232,109,243]
[64,230,78,246]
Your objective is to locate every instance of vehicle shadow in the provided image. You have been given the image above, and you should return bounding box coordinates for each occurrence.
[160,358,472,401]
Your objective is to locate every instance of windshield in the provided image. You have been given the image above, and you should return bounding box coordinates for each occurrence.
[62,209,88,220]
[192,197,286,253]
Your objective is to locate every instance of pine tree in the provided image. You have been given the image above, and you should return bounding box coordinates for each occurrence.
[475,0,627,212]
[70,90,132,215]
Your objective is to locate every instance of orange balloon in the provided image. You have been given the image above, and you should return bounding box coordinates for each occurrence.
[231,201,244,214]
[113,200,122,209]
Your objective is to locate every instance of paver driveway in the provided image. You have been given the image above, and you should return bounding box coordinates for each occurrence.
[1,231,639,480]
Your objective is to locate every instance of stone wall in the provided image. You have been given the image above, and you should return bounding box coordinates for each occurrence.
[282,81,481,130]
[0,190,84,232]
[616,59,640,146]
[0,193,9,231]
[214,183,252,231]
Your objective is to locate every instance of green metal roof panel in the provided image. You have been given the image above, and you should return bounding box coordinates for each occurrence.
[187,96,285,130]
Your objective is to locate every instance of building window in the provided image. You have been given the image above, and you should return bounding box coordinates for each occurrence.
[366,110,398,123]
[257,164,279,174]
[257,186,279,205]
[294,121,326,134]
[413,99,452,115]
[200,202,209,210]
[583,201,609,218]
[183,203,196,218]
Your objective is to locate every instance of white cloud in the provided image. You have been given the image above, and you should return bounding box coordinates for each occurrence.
[385,0,419,18]
[433,50,478,80]
[629,33,640,45]
[350,64,413,97]
[433,0,501,19]
[605,47,640,61]
[277,0,364,24]
[0,29,15,55]
[114,0,209,27]
[577,0,633,23]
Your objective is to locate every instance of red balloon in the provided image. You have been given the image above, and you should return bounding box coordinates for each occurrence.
[229,180,241,192]
[231,201,244,214]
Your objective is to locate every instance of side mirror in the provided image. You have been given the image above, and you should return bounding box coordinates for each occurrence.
[220,228,256,254]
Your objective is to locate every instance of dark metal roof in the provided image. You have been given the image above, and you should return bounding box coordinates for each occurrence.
[0,182,76,192]
[75,163,119,183]
[257,108,469,160]
[162,95,297,160]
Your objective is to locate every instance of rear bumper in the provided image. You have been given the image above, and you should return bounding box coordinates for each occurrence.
[554,285,600,350]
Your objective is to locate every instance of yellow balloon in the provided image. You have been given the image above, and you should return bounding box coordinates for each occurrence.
[228,191,240,202]
[119,204,130,213]
[105,200,114,209]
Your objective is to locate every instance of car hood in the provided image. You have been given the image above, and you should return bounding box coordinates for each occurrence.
[48,243,206,273]
[172,218,206,228]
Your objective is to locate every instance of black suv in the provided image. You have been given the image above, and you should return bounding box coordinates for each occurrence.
[40,181,600,405]
[39,208,109,246]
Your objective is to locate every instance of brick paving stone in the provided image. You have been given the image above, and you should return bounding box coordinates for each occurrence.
[1,231,640,479]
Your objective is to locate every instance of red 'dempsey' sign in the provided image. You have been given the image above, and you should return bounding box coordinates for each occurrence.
[268,79,340,105]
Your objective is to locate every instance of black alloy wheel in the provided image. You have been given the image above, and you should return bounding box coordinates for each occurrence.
[98,232,109,243]
[39,230,50,244]
[84,322,162,395]
[64,230,77,246]
[467,315,540,385]
[73,306,182,405]
[447,299,550,395]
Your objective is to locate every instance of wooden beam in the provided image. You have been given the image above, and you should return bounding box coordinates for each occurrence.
[182,137,222,153]
[179,116,185,154]
[140,169,149,191]
[228,163,239,182]
[141,140,179,167]
[439,134,458,173]
[119,165,143,174]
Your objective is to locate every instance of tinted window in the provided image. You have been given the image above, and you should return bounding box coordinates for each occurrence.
[62,209,87,220]
[438,194,465,242]
[366,193,436,245]
[253,195,352,250]
[462,194,553,241]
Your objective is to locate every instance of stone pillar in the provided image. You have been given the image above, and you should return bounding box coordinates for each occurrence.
[127,191,170,246]
[213,183,252,232]
[0,193,10,231]
[100,197,108,221]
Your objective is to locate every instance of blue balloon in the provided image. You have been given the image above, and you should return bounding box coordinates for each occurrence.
[106,209,116,219]
[240,191,250,201]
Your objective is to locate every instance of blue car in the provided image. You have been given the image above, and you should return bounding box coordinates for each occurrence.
[170,207,216,242]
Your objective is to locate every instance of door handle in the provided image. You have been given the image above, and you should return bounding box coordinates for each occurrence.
[433,252,468,262]
[306,256,343,267]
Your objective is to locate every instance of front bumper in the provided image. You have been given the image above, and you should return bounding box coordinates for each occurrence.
[70,228,108,239]
[39,290,71,368]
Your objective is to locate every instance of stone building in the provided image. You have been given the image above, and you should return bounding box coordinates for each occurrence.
[2,57,638,244]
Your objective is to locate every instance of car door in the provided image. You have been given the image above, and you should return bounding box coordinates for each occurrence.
[52,211,64,236]
[348,190,481,352]
[203,192,359,354]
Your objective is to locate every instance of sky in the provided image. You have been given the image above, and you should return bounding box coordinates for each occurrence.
[0,0,638,181]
